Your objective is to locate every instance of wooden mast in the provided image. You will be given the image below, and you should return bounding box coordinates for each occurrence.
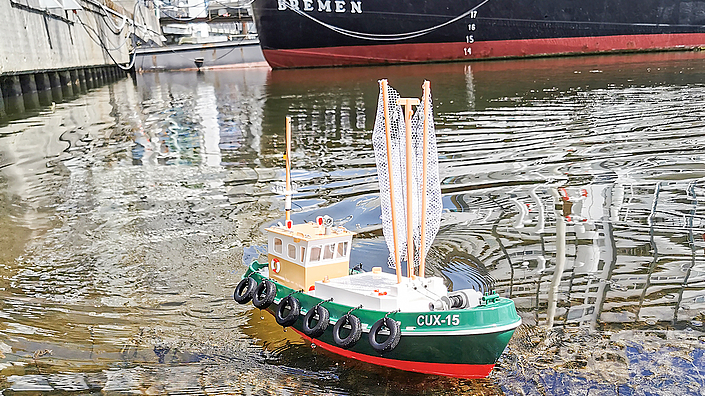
[418,81,430,278]
[397,96,420,278]
[380,80,402,284]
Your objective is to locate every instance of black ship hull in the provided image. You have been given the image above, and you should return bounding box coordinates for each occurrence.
[251,0,705,68]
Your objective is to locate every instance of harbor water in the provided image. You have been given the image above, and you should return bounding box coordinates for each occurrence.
[1,52,704,394]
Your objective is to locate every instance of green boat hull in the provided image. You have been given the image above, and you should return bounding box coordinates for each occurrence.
[242,261,521,378]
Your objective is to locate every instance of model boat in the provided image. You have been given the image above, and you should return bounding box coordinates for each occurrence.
[233,80,521,378]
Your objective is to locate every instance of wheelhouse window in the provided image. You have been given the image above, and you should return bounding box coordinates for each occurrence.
[273,238,283,254]
[323,244,335,260]
[310,246,321,262]
[287,244,296,259]
[336,241,348,258]
[300,246,306,263]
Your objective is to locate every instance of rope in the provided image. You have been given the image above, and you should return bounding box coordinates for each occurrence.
[283,0,491,41]
[345,304,363,316]
[209,45,239,62]
[99,2,127,33]
[282,0,705,41]
[75,11,136,70]
[315,298,333,308]
[148,42,243,67]
[79,15,131,50]
[78,0,164,71]
[286,289,304,297]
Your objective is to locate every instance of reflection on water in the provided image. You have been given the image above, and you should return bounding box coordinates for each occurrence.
[0,52,704,394]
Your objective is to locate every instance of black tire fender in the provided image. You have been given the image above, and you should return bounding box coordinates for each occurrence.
[252,279,276,309]
[275,295,301,327]
[368,317,401,353]
[233,277,257,304]
[302,305,330,338]
[332,314,362,349]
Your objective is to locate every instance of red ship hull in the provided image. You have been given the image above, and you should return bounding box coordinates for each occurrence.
[262,33,705,68]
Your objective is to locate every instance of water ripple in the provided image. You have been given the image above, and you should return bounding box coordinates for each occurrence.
[1,53,705,394]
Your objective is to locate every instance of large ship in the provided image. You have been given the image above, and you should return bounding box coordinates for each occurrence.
[251,0,705,68]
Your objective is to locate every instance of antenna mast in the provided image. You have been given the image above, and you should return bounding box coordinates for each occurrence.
[285,116,292,222]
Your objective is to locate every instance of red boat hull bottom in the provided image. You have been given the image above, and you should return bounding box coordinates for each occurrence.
[262,33,705,68]
[292,328,495,379]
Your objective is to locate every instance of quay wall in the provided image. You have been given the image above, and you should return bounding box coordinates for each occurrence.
[0,0,161,118]
[0,65,130,119]
[1,0,161,74]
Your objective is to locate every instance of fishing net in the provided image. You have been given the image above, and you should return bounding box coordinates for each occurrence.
[372,81,442,269]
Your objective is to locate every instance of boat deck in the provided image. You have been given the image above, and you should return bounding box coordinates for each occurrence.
[312,271,447,312]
